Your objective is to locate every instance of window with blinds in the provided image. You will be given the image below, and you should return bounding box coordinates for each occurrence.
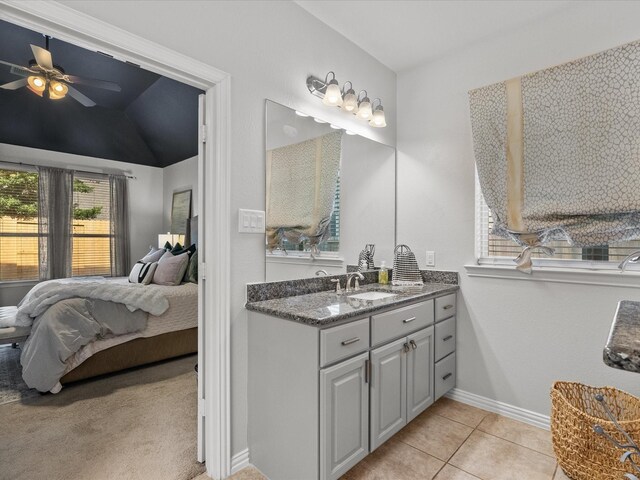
[72,174,111,277]
[476,181,640,265]
[0,168,39,281]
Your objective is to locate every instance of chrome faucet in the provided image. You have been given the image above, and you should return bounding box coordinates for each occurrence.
[315,269,328,276]
[619,250,640,272]
[345,272,364,293]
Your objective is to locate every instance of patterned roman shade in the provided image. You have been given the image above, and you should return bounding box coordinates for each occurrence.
[469,40,640,272]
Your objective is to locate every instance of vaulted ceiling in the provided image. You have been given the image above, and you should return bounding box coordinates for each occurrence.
[0,19,204,167]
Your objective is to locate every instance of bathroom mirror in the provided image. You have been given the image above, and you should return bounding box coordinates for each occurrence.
[265,99,396,281]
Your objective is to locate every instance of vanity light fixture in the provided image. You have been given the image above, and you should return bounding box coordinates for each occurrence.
[345,130,356,135]
[321,71,343,107]
[356,90,372,120]
[306,71,387,128]
[329,124,341,129]
[294,110,309,117]
[369,98,387,128]
[313,117,327,124]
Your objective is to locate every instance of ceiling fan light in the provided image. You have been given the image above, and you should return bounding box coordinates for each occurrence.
[27,75,46,93]
[49,81,68,100]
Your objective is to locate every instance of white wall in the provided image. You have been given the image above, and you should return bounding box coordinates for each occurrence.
[58,0,397,457]
[162,155,198,233]
[0,143,164,305]
[397,1,640,419]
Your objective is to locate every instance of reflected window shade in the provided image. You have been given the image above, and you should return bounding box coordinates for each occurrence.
[0,168,40,281]
[72,173,112,277]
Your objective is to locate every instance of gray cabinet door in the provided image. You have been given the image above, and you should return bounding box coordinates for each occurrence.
[370,337,407,451]
[320,352,369,480]
[406,326,435,422]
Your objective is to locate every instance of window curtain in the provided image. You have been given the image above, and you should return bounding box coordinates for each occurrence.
[109,174,130,277]
[469,39,640,273]
[38,166,73,280]
[266,130,342,252]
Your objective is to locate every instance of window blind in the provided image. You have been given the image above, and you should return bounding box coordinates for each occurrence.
[0,168,39,281]
[72,173,112,277]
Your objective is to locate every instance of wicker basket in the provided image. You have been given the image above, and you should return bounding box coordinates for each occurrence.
[551,381,640,479]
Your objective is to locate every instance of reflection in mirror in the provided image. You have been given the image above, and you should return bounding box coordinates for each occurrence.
[265,100,396,282]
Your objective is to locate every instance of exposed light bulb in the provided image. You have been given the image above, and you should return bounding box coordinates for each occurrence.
[322,79,343,107]
[33,77,44,87]
[27,75,46,95]
[48,80,68,100]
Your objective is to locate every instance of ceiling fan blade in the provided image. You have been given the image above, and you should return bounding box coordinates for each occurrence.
[0,78,28,90]
[30,44,53,70]
[0,60,38,76]
[66,85,96,107]
[66,75,121,92]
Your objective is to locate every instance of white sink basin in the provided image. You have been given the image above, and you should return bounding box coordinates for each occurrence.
[348,291,397,301]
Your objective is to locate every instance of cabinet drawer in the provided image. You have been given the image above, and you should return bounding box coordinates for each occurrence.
[435,352,456,400]
[371,300,434,347]
[320,318,370,367]
[435,316,456,362]
[435,294,456,322]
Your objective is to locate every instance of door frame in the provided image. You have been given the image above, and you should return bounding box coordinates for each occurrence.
[0,1,232,478]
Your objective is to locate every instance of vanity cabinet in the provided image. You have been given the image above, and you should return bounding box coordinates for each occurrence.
[248,292,456,480]
[369,326,435,451]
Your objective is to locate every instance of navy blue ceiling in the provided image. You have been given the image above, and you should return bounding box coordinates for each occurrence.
[0,19,204,167]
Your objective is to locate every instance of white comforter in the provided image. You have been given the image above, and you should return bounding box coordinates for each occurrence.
[4,277,169,328]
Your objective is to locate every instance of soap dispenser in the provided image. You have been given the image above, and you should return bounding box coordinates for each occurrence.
[378,261,389,285]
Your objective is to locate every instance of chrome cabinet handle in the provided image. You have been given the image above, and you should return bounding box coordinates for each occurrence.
[443,305,454,310]
[410,340,417,350]
[403,317,416,324]
[403,343,410,353]
[341,337,360,346]
[442,335,453,342]
[442,373,453,381]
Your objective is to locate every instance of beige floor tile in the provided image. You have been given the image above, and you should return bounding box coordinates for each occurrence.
[553,465,572,480]
[395,409,473,461]
[226,467,267,480]
[477,413,554,457]
[433,464,480,479]
[429,398,489,428]
[341,438,444,480]
[449,430,556,480]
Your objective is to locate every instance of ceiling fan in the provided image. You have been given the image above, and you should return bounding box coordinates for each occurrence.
[0,35,121,107]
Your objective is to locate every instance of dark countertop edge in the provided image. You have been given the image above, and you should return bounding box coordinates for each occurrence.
[603,300,640,372]
[245,284,460,328]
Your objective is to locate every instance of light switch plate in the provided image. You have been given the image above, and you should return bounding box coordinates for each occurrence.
[238,209,265,234]
[426,251,435,267]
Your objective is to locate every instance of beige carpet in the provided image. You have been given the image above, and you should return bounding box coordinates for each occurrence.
[0,354,205,480]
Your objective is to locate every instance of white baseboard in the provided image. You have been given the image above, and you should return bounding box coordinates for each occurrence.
[446,388,550,431]
[230,449,250,475]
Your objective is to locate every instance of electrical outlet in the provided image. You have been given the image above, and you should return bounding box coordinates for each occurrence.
[238,209,265,233]
[426,251,435,267]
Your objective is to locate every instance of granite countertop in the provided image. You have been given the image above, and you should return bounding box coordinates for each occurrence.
[245,282,459,327]
[604,300,640,373]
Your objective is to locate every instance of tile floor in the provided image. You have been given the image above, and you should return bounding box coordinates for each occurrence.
[199,398,568,480]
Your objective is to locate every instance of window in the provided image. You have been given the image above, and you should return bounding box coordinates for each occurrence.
[72,174,111,277]
[0,168,39,281]
[0,167,114,281]
[476,182,640,268]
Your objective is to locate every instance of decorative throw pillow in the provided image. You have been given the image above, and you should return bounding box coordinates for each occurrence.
[152,251,189,286]
[128,261,158,285]
[141,247,165,264]
[163,241,173,251]
[184,250,198,283]
[170,243,183,255]
[173,243,196,259]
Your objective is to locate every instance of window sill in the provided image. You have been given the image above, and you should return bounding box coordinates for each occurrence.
[465,263,640,288]
[0,279,38,288]
[265,252,344,266]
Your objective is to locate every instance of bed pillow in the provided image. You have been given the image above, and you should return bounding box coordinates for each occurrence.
[141,247,165,264]
[128,261,158,285]
[184,250,198,283]
[173,243,196,259]
[153,251,189,286]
